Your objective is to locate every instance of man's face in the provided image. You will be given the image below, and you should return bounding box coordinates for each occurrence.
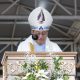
[31,30,48,45]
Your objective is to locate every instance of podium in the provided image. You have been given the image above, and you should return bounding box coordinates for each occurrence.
[2,51,77,80]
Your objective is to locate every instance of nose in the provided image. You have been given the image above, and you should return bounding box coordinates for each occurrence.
[38,34,43,39]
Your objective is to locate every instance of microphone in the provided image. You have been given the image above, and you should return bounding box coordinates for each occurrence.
[32,34,38,40]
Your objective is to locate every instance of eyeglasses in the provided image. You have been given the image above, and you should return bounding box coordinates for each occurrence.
[33,31,48,36]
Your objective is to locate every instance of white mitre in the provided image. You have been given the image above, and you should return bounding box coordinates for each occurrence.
[28,7,53,31]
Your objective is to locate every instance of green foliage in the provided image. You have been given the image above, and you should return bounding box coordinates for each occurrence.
[22,61,27,69]
[37,59,48,70]
[15,56,69,80]
[26,73,36,80]
[50,56,69,80]
[15,59,49,80]
[63,74,69,80]
[21,59,48,73]
[53,56,63,71]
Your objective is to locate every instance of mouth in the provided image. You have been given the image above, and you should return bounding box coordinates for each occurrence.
[38,39,43,41]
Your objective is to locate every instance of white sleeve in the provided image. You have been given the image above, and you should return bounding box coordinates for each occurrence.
[17,42,24,51]
[54,43,62,52]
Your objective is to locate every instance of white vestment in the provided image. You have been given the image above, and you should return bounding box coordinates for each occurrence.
[17,35,62,52]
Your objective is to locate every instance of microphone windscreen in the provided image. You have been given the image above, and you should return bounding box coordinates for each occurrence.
[32,34,38,40]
